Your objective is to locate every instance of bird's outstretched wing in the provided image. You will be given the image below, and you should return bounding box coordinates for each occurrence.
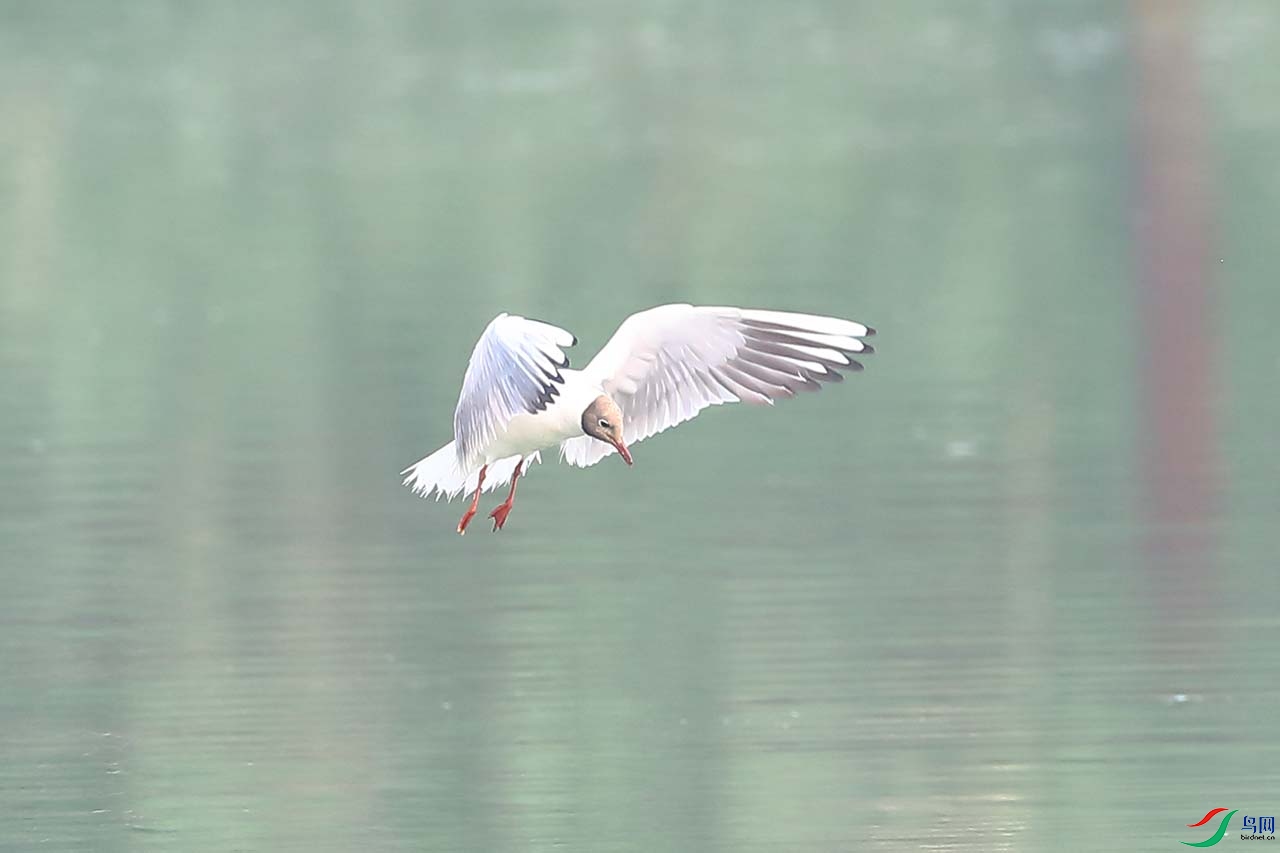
[559,304,873,467]
[454,314,576,467]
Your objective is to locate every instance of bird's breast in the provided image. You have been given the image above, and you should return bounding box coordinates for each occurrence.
[481,371,600,463]
[483,398,584,462]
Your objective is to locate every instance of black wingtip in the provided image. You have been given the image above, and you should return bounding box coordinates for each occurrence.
[864,326,877,337]
[861,343,875,355]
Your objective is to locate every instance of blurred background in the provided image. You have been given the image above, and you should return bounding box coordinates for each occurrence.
[2,1,1278,850]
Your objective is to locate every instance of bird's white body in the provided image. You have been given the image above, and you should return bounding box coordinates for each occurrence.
[482,369,597,462]
[401,304,875,525]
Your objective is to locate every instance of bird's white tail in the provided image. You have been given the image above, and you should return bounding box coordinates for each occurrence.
[401,441,538,502]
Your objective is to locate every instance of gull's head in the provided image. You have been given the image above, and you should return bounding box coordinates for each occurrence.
[582,395,632,466]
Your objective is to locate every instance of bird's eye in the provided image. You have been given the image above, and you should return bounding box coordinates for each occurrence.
[598,418,611,429]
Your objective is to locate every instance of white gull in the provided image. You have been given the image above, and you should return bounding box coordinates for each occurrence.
[402,303,875,533]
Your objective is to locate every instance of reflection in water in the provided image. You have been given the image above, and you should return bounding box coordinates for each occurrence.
[1133,0,1221,658]
[1,3,1278,851]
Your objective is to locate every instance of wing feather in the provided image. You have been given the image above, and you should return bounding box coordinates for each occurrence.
[454,314,576,467]
[559,304,874,467]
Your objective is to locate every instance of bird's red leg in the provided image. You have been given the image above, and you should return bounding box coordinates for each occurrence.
[488,460,524,532]
[456,465,487,535]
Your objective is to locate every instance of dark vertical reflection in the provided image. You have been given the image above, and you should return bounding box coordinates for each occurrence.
[1130,0,1220,650]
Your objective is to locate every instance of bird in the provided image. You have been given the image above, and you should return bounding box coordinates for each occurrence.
[401,303,875,534]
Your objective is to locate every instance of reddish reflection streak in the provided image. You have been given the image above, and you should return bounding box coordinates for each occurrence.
[1131,0,1220,645]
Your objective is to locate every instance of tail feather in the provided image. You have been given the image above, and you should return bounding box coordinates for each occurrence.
[401,441,539,501]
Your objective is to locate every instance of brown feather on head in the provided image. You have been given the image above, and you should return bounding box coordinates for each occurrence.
[581,395,632,465]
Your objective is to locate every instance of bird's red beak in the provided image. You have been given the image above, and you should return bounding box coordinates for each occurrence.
[613,440,633,466]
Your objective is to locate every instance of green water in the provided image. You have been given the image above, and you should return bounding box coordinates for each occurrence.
[2,2,1279,850]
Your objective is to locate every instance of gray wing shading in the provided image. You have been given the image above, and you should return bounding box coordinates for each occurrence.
[454,313,576,467]
[559,304,873,467]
